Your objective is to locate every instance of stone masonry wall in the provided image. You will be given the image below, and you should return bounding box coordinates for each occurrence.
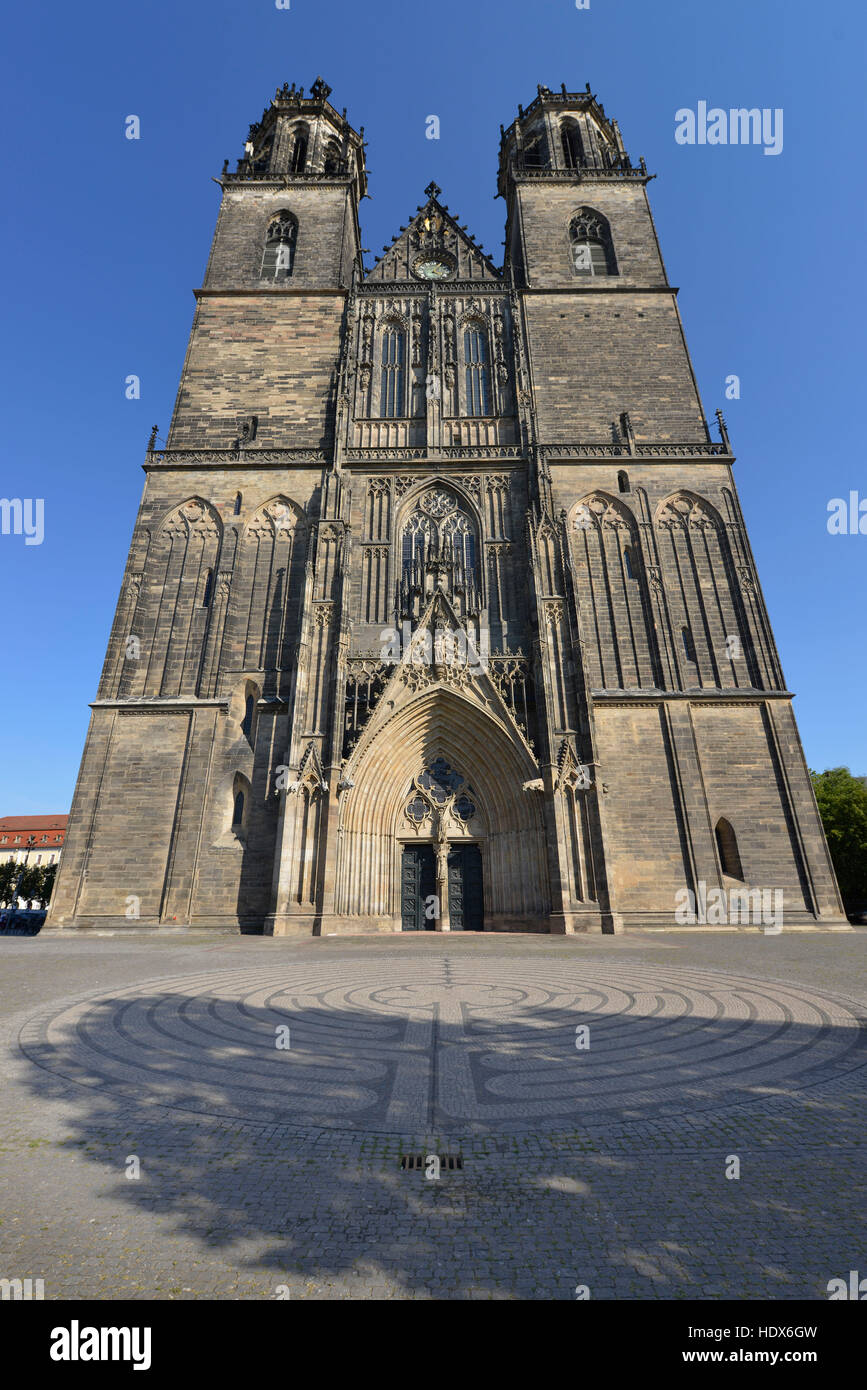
[168,296,346,449]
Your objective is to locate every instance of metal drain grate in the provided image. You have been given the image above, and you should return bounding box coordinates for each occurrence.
[400,1153,463,1172]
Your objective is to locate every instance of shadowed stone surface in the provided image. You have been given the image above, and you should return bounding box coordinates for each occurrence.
[2,933,865,1300]
[15,959,867,1133]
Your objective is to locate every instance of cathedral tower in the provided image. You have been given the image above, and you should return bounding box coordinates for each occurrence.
[48,81,845,934]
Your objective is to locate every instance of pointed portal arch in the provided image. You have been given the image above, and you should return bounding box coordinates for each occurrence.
[336,687,550,927]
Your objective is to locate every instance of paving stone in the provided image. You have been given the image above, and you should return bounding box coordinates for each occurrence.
[0,932,864,1299]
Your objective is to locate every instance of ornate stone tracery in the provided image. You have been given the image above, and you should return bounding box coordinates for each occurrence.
[402,758,479,837]
[397,487,481,622]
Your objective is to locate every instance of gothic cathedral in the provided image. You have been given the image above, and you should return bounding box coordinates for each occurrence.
[48,80,845,934]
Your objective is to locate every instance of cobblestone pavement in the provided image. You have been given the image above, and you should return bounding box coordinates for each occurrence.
[0,930,865,1300]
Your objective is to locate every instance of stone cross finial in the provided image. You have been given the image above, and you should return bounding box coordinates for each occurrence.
[425,181,442,200]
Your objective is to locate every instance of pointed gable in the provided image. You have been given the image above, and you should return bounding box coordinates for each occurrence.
[342,586,537,784]
[365,182,501,284]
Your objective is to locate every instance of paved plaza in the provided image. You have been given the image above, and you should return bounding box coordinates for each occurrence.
[1,930,865,1299]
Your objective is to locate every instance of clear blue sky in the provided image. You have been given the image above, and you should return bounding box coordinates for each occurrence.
[1,0,864,813]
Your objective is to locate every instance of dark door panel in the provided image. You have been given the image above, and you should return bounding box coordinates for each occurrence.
[401,846,436,931]
[447,844,484,931]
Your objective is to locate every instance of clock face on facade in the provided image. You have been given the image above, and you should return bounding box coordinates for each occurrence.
[413,255,454,281]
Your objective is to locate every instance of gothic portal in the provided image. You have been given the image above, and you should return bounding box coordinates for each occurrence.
[48,78,846,934]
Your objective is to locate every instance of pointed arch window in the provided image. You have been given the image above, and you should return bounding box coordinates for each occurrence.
[230,772,252,839]
[681,626,697,663]
[201,569,213,607]
[289,127,308,174]
[398,494,480,618]
[523,130,549,168]
[233,492,242,515]
[261,210,297,279]
[570,208,617,277]
[715,818,744,880]
[623,546,635,580]
[618,470,630,494]
[323,140,342,175]
[464,323,490,417]
[247,131,273,177]
[561,120,584,169]
[401,510,432,574]
[440,510,477,578]
[380,324,406,418]
[241,694,255,742]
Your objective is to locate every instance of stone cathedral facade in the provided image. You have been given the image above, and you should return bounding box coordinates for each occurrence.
[48,79,845,935]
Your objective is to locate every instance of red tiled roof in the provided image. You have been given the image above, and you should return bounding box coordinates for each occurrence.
[0,816,68,832]
[0,815,67,848]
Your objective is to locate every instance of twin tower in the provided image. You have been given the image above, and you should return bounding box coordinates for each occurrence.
[48,79,845,933]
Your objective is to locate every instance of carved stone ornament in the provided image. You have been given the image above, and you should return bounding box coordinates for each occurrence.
[165,500,219,540]
[420,488,456,518]
[289,742,329,800]
[659,496,716,531]
[546,600,565,625]
[266,500,295,532]
[456,475,482,502]
[554,739,594,795]
[400,661,474,693]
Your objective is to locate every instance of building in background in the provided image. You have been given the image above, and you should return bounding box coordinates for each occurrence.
[0,815,67,867]
[47,79,845,934]
[0,814,67,912]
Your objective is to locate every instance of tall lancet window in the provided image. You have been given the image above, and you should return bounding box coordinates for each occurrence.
[440,510,476,580]
[561,119,584,169]
[570,208,617,277]
[380,324,406,418]
[261,210,297,280]
[323,140,342,175]
[289,126,308,174]
[464,323,490,417]
[402,510,430,573]
[523,130,549,168]
[398,490,480,622]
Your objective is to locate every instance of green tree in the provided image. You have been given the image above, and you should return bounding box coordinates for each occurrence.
[41,862,57,907]
[16,864,43,907]
[811,767,867,917]
[0,860,58,912]
[0,860,18,907]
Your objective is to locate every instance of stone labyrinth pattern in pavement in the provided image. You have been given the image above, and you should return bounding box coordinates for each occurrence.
[17,960,867,1135]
